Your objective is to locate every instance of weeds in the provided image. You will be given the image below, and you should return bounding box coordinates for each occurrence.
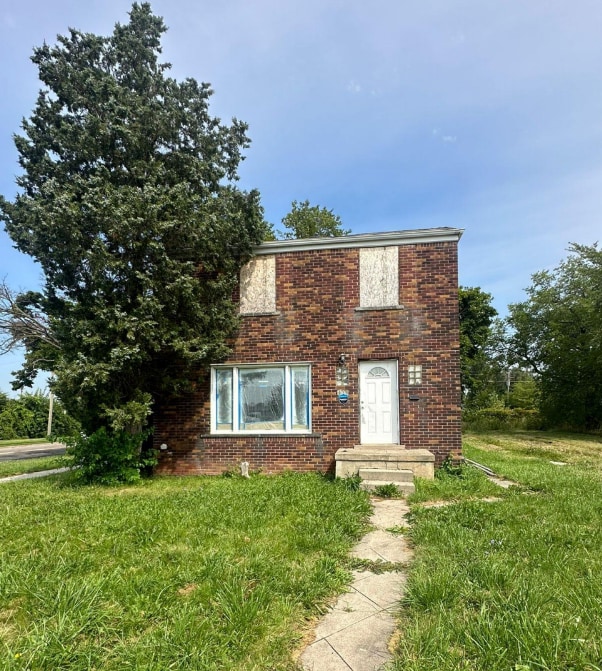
[373,482,401,497]
[347,557,408,573]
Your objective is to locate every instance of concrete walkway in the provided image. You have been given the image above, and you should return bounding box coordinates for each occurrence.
[0,467,71,483]
[300,498,412,671]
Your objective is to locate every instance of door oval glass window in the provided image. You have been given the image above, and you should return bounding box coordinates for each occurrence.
[367,366,389,378]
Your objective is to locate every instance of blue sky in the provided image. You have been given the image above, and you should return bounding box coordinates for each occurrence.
[1,0,602,393]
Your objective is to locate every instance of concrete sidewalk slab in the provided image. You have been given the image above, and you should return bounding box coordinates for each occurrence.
[300,498,412,671]
[350,529,411,564]
[352,571,406,610]
[0,467,71,483]
[369,498,410,530]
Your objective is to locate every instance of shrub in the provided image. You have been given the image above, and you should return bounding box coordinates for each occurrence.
[436,455,466,478]
[66,427,157,485]
[463,407,544,432]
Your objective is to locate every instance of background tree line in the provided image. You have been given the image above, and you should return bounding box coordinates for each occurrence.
[0,390,79,440]
[460,242,602,431]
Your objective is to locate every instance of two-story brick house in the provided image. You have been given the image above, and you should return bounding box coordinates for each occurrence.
[155,227,463,486]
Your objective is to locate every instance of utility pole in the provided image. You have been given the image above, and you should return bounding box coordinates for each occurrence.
[47,391,54,436]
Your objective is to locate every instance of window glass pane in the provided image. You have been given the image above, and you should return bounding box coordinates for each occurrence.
[239,368,285,430]
[291,366,310,430]
[408,365,422,385]
[216,368,233,430]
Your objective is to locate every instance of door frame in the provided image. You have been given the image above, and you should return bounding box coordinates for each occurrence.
[359,359,399,445]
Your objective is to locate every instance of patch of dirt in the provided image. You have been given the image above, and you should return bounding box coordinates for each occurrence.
[177,583,198,596]
[418,495,504,508]
[0,603,21,642]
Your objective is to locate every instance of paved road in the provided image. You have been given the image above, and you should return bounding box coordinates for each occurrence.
[0,442,66,461]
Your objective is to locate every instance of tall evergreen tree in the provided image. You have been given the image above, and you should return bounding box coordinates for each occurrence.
[0,3,266,433]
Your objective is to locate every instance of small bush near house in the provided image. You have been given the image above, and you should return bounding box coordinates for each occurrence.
[65,427,157,485]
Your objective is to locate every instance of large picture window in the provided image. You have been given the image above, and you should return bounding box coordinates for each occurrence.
[212,364,311,433]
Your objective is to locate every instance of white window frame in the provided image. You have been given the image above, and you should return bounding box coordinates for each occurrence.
[211,364,312,434]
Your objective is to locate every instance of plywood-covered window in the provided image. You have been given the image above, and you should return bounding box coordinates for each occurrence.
[359,247,399,308]
[239,255,276,314]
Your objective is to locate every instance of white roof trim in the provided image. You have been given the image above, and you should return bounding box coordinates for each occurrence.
[254,227,464,255]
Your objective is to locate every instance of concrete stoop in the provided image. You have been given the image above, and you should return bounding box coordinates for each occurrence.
[335,446,435,493]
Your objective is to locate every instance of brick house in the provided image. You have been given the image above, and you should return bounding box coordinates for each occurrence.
[155,227,463,486]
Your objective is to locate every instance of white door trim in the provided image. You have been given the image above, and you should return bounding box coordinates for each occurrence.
[359,360,399,444]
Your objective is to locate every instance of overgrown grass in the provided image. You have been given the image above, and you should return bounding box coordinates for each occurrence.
[409,461,509,505]
[0,472,371,670]
[392,431,602,670]
[0,456,65,478]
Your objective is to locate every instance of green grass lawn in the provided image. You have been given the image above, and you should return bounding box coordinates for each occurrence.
[3,432,601,671]
[0,438,50,449]
[0,472,371,670]
[393,431,602,671]
[0,456,66,478]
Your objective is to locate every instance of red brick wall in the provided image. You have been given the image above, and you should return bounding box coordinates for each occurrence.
[155,241,462,475]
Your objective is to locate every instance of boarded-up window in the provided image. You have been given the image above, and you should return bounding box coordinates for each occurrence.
[359,247,398,307]
[239,256,276,314]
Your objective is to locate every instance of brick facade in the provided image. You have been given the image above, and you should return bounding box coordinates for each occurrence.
[155,229,463,475]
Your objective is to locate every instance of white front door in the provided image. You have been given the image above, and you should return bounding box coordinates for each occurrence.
[359,360,399,444]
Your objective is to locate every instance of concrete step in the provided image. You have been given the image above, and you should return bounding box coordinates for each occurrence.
[335,447,435,480]
[360,480,415,495]
[358,468,414,483]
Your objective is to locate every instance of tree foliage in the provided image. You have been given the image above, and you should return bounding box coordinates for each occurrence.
[0,4,266,434]
[507,243,602,430]
[279,200,350,239]
[459,286,504,408]
[0,391,79,440]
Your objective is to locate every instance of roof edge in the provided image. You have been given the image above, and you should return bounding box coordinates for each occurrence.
[254,227,464,255]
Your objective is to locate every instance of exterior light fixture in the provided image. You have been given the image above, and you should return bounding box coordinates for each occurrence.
[336,354,349,403]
